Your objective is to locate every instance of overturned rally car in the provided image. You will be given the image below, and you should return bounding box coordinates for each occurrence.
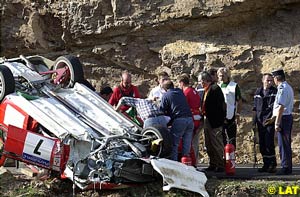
[0,55,208,196]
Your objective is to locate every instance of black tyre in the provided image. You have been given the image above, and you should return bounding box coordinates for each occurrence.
[0,65,15,102]
[53,55,84,88]
[80,79,95,91]
[141,126,172,158]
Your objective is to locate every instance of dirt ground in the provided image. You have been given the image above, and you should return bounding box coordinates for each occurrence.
[1,165,300,197]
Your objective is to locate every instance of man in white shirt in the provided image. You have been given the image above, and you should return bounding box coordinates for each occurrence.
[148,71,169,101]
[217,67,242,149]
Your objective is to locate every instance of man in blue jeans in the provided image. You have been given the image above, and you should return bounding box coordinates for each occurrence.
[160,80,194,161]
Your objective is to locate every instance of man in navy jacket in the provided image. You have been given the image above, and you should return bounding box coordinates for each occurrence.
[253,73,277,173]
[160,80,194,162]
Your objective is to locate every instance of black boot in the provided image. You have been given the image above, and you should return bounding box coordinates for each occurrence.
[258,165,269,173]
[268,165,277,173]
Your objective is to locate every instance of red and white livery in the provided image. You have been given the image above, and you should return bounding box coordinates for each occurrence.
[0,55,208,196]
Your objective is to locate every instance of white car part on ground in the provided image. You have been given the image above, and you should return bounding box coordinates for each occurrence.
[151,158,209,197]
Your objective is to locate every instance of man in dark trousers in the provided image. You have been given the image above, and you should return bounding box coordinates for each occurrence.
[198,71,226,172]
[160,80,194,162]
[217,67,242,148]
[253,73,277,173]
[268,69,294,175]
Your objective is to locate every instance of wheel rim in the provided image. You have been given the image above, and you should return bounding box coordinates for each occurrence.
[54,60,72,87]
[143,130,163,157]
[143,130,161,139]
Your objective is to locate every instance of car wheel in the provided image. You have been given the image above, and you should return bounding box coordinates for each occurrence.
[141,126,172,158]
[53,55,84,88]
[0,65,15,102]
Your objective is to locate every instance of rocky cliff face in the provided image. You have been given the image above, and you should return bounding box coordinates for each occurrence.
[1,0,300,163]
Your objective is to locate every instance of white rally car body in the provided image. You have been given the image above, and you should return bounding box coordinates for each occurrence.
[0,55,208,196]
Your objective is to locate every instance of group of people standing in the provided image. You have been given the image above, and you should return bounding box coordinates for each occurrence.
[253,69,294,175]
[99,67,294,176]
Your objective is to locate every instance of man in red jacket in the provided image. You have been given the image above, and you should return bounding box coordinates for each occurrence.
[109,70,140,113]
[178,74,201,166]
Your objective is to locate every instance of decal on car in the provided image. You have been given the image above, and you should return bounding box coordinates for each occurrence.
[23,132,55,167]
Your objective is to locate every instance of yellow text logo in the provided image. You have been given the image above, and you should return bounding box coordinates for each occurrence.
[268,185,300,195]
[279,186,299,195]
